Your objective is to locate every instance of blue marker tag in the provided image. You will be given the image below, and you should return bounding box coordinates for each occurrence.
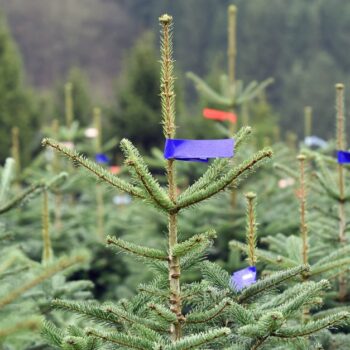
[337,150,350,164]
[95,153,110,164]
[230,266,257,292]
[164,139,234,162]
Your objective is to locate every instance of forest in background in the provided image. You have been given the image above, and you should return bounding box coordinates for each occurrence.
[1,0,350,161]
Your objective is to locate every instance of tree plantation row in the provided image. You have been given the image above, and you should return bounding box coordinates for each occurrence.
[1,5,350,350]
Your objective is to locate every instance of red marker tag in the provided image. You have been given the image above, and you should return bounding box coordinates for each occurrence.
[110,166,121,175]
[203,108,237,123]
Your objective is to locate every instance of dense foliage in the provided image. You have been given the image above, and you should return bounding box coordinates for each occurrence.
[1,3,350,350]
[0,11,41,165]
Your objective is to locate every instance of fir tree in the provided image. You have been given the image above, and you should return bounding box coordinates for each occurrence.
[40,14,350,350]
[186,5,273,136]
[0,157,90,349]
[54,68,92,128]
[0,10,40,166]
[230,83,350,348]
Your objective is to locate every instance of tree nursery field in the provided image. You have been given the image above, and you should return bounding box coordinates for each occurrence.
[1,2,350,350]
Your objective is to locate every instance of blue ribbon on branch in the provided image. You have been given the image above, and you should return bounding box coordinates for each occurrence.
[95,153,110,164]
[164,138,234,162]
[337,150,350,164]
[230,266,257,292]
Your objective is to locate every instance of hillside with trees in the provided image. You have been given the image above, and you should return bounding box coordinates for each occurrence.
[0,0,350,142]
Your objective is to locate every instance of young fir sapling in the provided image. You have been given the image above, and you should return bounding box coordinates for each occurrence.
[93,107,106,240]
[303,106,329,149]
[187,5,273,135]
[230,192,258,292]
[34,177,94,335]
[65,82,74,129]
[304,106,312,140]
[231,145,350,285]
[0,158,89,347]
[40,14,350,350]
[187,4,273,209]
[45,82,118,239]
[301,84,350,298]
[335,84,347,301]
[229,84,350,347]
[11,127,21,182]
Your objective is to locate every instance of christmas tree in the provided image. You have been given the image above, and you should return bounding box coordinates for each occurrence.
[40,14,350,350]
[0,156,90,349]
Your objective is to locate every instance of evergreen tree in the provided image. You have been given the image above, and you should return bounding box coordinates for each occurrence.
[186,4,273,138]
[54,68,92,128]
[41,14,349,350]
[0,158,90,349]
[0,10,40,166]
[230,84,350,348]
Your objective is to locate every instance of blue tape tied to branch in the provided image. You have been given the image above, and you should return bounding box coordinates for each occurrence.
[230,266,257,292]
[337,150,350,164]
[164,139,234,162]
[95,153,110,164]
